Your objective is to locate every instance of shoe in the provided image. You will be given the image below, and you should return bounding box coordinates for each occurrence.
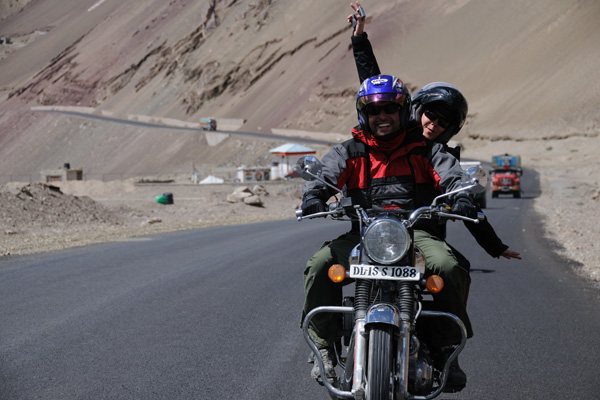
[310,347,337,383]
[444,357,467,392]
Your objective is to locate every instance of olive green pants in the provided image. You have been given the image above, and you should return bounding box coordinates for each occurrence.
[413,230,473,349]
[301,229,472,349]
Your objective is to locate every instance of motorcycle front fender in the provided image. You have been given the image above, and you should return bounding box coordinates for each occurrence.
[365,303,400,328]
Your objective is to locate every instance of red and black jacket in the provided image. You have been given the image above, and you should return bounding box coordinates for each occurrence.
[303,125,466,237]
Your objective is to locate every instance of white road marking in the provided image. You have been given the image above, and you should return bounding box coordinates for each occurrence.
[88,0,107,12]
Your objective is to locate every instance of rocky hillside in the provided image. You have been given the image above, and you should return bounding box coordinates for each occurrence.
[0,0,599,182]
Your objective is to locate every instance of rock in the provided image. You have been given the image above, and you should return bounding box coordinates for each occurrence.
[252,184,269,196]
[233,186,252,194]
[243,195,263,207]
[227,191,252,203]
[227,186,257,203]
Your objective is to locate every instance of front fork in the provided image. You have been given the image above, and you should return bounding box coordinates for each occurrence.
[396,321,413,399]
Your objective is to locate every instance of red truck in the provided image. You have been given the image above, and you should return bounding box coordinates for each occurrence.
[490,154,522,198]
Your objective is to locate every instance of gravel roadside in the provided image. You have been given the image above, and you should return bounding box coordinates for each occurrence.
[1,166,598,288]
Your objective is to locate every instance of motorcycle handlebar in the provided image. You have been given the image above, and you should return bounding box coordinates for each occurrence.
[436,211,483,224]
[295,208,341,221]
[297,205,484,224]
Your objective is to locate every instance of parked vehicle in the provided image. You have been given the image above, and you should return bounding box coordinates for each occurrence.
[460,161,487,208]
[295,155,486,400]
[490,154,521,198]
[199,117,217,131]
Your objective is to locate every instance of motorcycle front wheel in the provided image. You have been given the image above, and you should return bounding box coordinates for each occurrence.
[367,325,394,399]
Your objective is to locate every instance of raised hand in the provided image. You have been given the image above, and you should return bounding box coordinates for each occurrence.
[347,2,366,36]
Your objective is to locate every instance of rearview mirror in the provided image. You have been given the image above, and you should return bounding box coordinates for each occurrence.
[461,165,487,194]
[294,156,343,195]
[295,155,322,181]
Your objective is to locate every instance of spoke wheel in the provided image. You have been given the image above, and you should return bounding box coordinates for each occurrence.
[367,325,394,399]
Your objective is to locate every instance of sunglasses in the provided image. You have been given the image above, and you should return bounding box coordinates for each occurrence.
[365,103,401,116]
[424,109,450,128]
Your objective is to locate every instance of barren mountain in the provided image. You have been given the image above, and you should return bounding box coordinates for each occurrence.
[1,0,598,179]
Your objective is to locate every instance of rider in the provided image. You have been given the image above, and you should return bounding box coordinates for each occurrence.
[301,74,478,385]
[347,2,521,390]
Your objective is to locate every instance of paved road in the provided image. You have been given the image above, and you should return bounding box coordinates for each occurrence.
[39,109,334,145]
[1,168,599,399]
[440,167,600,399]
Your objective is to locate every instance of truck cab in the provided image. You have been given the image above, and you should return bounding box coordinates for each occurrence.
[199,117,217,131]
[490,154,522,198]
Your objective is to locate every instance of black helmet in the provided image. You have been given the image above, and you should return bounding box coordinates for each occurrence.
[411,82,468,144]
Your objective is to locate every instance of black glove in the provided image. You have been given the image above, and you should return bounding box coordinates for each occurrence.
[451,196,477,219]
[301,197,327,216]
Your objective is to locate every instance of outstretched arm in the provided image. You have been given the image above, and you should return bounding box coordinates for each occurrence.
[464,215,522,260]
[347,2,381,83]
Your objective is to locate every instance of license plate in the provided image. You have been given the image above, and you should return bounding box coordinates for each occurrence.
[349,264,419,281]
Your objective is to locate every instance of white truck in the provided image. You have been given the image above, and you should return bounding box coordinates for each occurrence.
[460,161,487,208]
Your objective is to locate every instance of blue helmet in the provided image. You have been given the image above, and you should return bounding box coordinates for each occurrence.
[356,74,411,132]
[411,82,468,144]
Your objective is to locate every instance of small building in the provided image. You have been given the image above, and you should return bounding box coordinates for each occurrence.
[269,143,316,180]
[236,166,271,183]
[40,163,83,182]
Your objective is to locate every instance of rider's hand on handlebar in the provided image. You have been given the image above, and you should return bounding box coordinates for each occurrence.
[451,197,477,219]
[301,197,327,216]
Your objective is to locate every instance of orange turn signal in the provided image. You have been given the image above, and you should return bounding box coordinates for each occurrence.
[328,264,346,283]
[426,275,444,293]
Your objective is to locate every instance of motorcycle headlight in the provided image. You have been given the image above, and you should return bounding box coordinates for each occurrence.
[363,218,411,264]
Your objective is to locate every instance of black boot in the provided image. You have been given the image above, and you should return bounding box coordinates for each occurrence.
[444,356,467,392]
[432,346,467,393]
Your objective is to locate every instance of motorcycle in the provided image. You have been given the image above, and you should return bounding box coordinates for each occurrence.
[295,155,486,400]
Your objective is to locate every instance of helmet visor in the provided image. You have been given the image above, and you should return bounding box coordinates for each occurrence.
[357,92,407,111]
[424,103,457,126]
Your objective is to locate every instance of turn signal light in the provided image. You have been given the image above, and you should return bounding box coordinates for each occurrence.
[328,264,346,283]
[426,275,444,293]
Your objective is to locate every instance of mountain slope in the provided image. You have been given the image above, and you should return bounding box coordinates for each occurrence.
[0,0,599,181]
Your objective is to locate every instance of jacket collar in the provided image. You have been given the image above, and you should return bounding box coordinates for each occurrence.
[351,125,426,155]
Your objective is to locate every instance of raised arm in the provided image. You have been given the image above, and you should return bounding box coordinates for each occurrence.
[347,2,381,84]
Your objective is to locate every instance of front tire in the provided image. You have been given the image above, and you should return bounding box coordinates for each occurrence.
[367,325,394,399]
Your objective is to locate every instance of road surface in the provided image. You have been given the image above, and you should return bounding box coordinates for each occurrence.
[1,168,599,399]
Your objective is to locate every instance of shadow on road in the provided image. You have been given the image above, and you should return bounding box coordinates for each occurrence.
[470,268,496,274]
